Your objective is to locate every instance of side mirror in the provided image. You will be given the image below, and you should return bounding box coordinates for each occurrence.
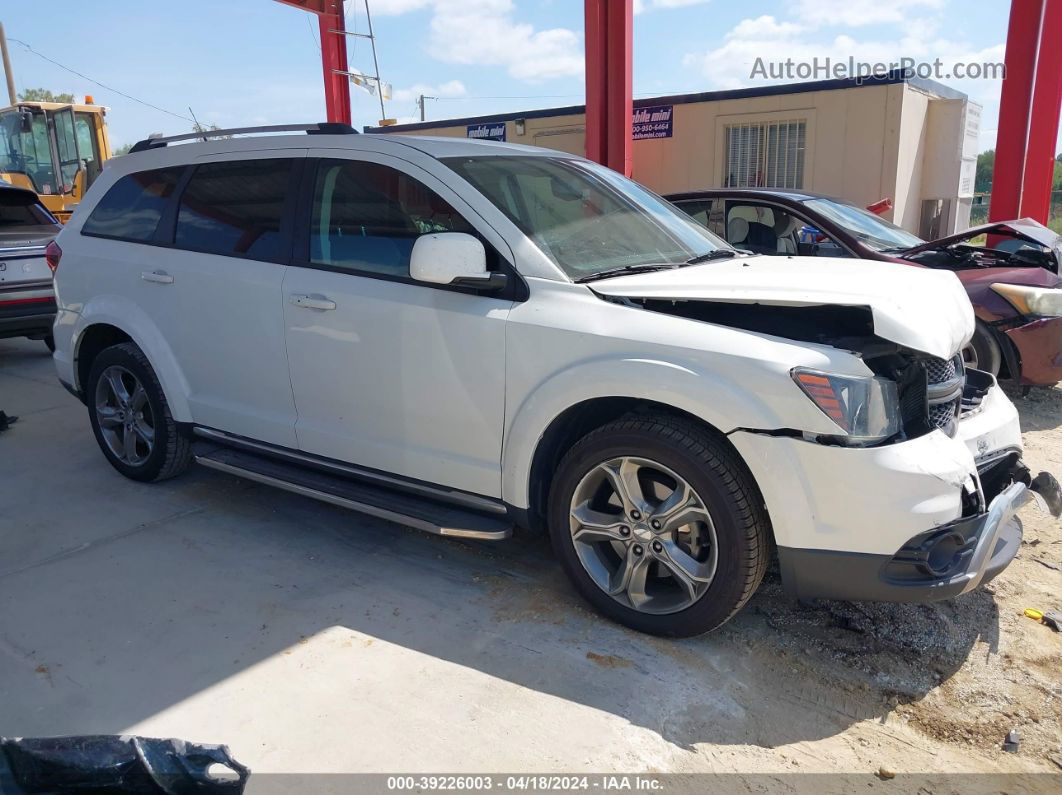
[19,110,33,134]
[410,232,507,291]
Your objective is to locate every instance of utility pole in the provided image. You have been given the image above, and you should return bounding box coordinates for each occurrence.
[0,22,17,106]
[416,94,437,122]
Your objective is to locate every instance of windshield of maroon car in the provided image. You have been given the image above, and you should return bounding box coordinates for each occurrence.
[443,156,728,279]
[803,198,925,253]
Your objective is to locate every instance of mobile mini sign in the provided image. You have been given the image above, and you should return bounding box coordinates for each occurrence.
[632,105,673,140]
[466,122,506,142]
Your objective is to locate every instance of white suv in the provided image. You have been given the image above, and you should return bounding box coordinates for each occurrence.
[50,124,1060,636]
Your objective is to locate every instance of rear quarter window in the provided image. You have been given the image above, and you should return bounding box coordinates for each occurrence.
[81,167,184,241]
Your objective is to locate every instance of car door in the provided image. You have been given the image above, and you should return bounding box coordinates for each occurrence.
[282,151,514,497]
[133,151,304,447]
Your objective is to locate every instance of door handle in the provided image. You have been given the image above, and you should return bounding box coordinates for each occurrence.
[290,294,337,311]
[141,270,174,284]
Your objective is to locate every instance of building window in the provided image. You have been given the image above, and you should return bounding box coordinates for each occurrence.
[724,120,806,189]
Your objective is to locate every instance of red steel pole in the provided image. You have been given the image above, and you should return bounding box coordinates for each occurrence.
[584,0,607,167]
[319,1,351,125]
[990,0,1045,222]
[604,0,633,177]
[1019,0,1062,222]
[584,0,633,176]
[273,0,351,125]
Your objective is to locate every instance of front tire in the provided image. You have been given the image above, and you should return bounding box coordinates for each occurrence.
[963,322,1001,376]
[548,413,770,637]
[87,342,192,482]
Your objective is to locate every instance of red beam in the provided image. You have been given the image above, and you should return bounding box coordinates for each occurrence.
[990,0,1045,222]
[273,0,351,125]
[1020,0,1062,221]
[584,0,633,176]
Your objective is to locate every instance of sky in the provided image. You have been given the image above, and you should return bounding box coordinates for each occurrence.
[1,0,1053,153]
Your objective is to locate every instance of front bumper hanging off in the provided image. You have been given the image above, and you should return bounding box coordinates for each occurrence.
[778,459,1062,603]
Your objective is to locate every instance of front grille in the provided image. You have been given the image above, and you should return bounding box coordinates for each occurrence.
[929,401,958,430]
[925,357,957,385]
[924,354,965,435]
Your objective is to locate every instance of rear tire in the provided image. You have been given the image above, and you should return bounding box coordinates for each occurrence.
[86,342,192,482]
[963,322,1001,376]
[548,413,770,637]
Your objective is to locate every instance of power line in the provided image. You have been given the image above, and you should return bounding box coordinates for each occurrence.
[7,37,194,123]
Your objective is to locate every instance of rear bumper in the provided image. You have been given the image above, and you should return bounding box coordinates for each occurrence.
[0,281,55,340]
[1004,316,1062,386]
[0,304,55,339]
[777,474,1058,602]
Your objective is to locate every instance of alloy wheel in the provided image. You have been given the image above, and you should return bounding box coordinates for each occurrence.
[568,456,718,614]
[95,365,155,466]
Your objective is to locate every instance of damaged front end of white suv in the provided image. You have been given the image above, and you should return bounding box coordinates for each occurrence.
[593,256,1062,602]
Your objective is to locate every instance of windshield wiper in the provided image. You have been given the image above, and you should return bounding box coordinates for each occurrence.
[685,249,740,265]
[575,263,679,283]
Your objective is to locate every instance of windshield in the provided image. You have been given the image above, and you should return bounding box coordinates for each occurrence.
[442,156,728,279]
[803,198,924,252]
[0,108,57,195]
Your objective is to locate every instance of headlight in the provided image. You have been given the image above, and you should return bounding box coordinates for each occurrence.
[792,368,901,445]
[990,283,1062,317]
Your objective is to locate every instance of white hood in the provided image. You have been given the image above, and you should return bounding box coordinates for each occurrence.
[591,255,974,359]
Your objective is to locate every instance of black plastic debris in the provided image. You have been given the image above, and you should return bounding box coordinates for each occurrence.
[0,412,17,433]
[0,735,249,794]
[1002,729,1020,753]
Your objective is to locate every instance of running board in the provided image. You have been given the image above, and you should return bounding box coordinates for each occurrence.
[193,446,513,541]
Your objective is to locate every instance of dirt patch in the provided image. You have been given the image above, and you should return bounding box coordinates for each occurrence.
[586,651,634,668]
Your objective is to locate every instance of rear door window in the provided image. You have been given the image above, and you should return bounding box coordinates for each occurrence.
[174,159,294,261]
[81,167,184,241]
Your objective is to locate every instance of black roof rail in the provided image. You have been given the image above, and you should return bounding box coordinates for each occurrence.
[129,122,357,153]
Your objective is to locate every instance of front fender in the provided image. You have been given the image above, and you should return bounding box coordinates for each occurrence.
[72,295,192,422]
[501,355,834,509]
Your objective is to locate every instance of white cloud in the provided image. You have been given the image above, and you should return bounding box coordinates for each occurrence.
[392,79,466,104]
[789,0,946,28]
[682,8,1007,150]
[368,0,582,82]
[635,0,711,13]
[426,0,583,81]
[368,0,433,15]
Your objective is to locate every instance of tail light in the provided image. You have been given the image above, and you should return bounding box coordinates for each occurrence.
[45,240,62,274]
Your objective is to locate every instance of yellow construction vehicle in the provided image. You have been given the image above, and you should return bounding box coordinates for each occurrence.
[0,98,111,222]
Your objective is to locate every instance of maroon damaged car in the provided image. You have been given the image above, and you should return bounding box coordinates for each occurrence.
[666,189,1062,387]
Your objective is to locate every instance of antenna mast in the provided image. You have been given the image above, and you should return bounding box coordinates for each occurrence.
[363,1,386,122]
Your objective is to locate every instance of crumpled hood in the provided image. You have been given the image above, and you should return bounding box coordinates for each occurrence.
[591,255,974,359]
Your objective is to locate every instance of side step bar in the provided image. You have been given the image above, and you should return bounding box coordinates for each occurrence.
[194,445,513,541]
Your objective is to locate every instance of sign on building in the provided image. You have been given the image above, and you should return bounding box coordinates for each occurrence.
[632,105,673,140]
[467,122,506,142]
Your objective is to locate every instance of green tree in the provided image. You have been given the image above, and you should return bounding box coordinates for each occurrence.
[975,149,994,194]
[17,88,75,103]
[111,143,133,157]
